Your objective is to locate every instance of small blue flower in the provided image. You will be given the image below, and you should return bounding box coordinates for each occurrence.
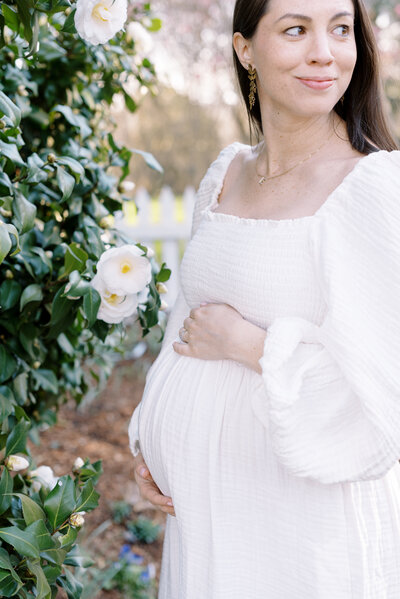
[118,544,144,565]
[139,567,150,583]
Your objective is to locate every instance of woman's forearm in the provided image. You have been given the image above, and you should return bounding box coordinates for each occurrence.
[228,318,268,374]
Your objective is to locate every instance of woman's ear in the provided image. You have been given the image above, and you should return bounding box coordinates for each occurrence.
[233,32,253,70]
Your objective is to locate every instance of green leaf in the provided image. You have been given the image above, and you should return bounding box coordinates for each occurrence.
[15,0,33,43]
[0,91,21,127]
[0,388,15,423]
[148,17,162,32]
[61,8,77,33]
[0,569,19,597]
[51,104,91,138]
[5,224,20,257]
[0,223,11,265]
[0,346,17,385]
[82,287,100,327]
[0,467,13,515]
[0,140,25,166]
[0,547,23,592]
[19,284,43,311]
[31,369,58,395]
[64,243,88,275]
[74,480,99,513]
[44,476,76,530]
[50,284,71,325]
[64,544,93,568]
[131,148,163,173]
[26,520,67,566]
[27,520,55,552]
[13,190,36,235]
[14,494,46,526]
[5,419,29,456]
[64,270,92,297]
[1,5,19,30]
[56,166,75,202]
[0,526,39,559]
[0,280,22,311]
[57,567,83,599]
[25,559,51,599]
[13,372,28,404]
[156,262,171,283]
[57,156,84,180]
[122,89,137,113]
[57,525,77,550]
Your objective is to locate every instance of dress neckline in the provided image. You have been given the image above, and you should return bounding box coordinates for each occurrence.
[203,142,383,226]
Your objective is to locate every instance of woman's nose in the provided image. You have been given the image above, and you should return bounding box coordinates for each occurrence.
[306,33,334,65]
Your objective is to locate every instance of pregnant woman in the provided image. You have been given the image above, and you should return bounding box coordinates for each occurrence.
[129,0,400,596]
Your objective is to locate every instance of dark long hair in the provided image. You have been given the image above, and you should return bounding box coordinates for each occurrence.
[233,0,398,152]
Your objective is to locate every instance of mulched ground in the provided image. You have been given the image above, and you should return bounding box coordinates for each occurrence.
[29,350,165,598]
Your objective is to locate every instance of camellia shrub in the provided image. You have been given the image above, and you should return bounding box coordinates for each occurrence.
[0,1,168,596]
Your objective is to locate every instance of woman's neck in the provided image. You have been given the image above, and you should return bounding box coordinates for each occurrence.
[258,110,345,176]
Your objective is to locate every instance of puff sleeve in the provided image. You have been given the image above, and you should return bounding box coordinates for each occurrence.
[256,150,400,484]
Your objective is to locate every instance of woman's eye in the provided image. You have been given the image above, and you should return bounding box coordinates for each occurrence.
[333,24,350,36]
[284,26,305,37]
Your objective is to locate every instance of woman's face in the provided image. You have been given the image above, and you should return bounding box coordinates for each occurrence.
[235,0,357,118]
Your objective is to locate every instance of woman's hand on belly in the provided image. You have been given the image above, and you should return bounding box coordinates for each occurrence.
[133,451,176,517]
[172,302,267,372]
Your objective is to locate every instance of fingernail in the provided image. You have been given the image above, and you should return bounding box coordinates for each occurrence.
[139,467,148,477]
[166,500,173,506]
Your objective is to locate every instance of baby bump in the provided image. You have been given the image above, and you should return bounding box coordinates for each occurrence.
[138,343,258,499]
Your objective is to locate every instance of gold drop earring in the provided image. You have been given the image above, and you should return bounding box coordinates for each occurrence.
[248,65,257,110]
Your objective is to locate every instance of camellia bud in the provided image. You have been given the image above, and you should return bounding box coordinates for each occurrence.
[17,84,28,97]
[5,269,13,279]
[118,180,135,194]
[69,513,85,528]
[33,361,41,369]
[99,217,110,229]
[73,457,85,471]
[5,455,30,472]
[159,299,168,311]
[0,120,5,130]
[47,153,57,164]
[156,282,168,294]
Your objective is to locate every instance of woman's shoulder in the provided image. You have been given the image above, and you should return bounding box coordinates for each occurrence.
[347,148,400,201]
[312,148,400,244]
[195,141,249,197]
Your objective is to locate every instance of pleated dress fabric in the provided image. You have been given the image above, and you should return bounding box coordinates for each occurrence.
[128,142,400,599]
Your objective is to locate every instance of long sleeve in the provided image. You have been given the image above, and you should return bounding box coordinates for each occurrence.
[256,150,400,484]
[128,143,242,457]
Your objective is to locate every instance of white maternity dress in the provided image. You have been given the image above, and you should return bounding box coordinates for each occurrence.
[128,142,400,599]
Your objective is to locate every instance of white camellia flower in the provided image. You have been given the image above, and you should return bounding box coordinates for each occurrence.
[91,274,139,324]
[5,455,29,472]
[96,245,152,296]
[126,21,154,55]
[29,465,59,491]
[74,0,128,46]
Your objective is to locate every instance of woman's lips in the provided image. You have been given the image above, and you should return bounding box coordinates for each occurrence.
[297,78,335,90]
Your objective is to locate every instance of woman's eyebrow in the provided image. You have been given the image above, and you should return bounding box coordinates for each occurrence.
[274,11,354,25]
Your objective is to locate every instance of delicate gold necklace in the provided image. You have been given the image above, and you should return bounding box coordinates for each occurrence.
[256,131,334,186]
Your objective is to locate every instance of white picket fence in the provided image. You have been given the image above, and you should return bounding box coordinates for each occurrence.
[114,185,197,310]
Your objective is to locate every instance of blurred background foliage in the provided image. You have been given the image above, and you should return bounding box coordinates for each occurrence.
[0,1,166,596]
[115,0,400,195]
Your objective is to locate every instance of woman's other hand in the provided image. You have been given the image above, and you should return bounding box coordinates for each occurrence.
[172,302,267,372]
[172,302,244,361]
[133,451,175,517]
